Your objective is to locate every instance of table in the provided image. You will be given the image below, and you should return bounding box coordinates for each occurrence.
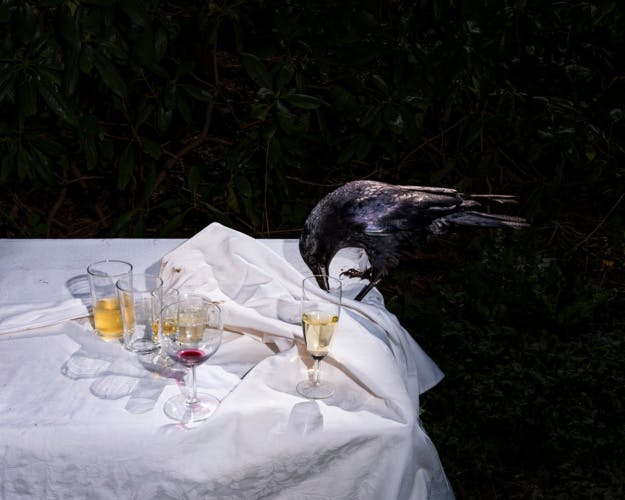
[0,225,454,499]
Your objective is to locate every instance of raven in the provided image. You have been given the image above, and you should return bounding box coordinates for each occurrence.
[299,180,528,301]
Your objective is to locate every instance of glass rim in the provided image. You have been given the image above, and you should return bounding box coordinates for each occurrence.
[160,299,223,330]
[303,274,342,289]
[87,259,133,278]
[115,273,163,293]
[161,297,222,314]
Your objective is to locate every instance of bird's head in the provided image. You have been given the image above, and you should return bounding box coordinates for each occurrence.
[299,217,334,290]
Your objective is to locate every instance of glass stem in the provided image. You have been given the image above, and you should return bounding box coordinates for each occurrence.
[313,358,322,386]
[187,366,199,405]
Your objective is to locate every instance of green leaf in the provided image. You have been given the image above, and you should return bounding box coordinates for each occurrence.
[56,5,80,50]
[118,143,135,190]
[275,63,294,91]
[175,61,194,79]
[141,137,162,159]
[160,212,185,237]
[16,147,29,180]
[226,182,240,212]
[0,70,16,103]
[250,103,272,121]
[338,135,370,163]
[234,175,252,199]
[133,25,155,65]
[156,107,172,135]
[176,94,192,124]
[79,45,95,73]
[35,77,77,125]
[0,2,10,23]
[117,0,147,23]
[63,47,80,96]
[19,76,38,117]
[240,52,272,89]
[163,84,177,110]
[283,93,321,109]
[99,138,114,161]
[154,27,168,62]
[1,154,15,183]
[15,4,37,43]
[30,146,53,184]
[84,136,98,169]
[371,74,390,96]
[93,50,127,98]
[465,119,483,146]
[30,135,66,157]
[276,101,296,133]
[135,99,154,128]
[180,84,212,103]
[266,134,282,168]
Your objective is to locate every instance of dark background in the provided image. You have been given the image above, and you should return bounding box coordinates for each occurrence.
[1,1,624,498]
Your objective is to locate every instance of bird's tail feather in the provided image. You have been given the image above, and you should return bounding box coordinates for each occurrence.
[464,193,519,204]
[446,211,528,228]
[429,211,528,235]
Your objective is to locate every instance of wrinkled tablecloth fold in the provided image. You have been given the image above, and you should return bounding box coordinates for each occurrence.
[160,222,444,407]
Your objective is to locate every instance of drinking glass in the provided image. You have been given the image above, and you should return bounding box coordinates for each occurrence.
[150,288,180,367]
[297,275,342,399]
[116,273,163,354]
[161,296,223,422]
[87,260,133,341]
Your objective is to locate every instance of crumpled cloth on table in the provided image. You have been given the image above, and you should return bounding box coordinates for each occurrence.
[160,222,445,402]
[0,226,454,499]
[0,299,88,335]
[155,223,454,499]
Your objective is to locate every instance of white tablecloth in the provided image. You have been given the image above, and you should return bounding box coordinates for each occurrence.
[0,228,454,499]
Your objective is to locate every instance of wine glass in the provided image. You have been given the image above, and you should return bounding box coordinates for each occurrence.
[297,275,342,399]
[161,296,223,422]
[150,288,180,368]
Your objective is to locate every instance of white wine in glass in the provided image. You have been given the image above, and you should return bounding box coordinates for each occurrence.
[297,275,342,399]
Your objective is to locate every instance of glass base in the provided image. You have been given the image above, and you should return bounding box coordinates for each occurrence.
[127,339,159,354]
[297,380,335,399]
[163,393,219,422]
[96,331,123,342]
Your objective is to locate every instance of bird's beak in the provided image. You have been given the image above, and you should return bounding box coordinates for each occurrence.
[314,266,330,290]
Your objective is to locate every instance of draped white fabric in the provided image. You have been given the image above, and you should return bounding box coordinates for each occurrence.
[0,228,454,499]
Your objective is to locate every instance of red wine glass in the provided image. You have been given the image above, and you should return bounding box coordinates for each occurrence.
[161,296,223,422]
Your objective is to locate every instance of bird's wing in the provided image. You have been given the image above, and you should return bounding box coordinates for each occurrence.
[345,185,469,235]
[428,211,529,235]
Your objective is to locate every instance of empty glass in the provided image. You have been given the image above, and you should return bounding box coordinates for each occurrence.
[116,273,163,354]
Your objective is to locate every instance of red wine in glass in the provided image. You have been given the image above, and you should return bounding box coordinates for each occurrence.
[175,348,209,367]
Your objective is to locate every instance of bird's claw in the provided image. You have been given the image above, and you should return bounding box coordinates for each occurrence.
[340,267,372,280]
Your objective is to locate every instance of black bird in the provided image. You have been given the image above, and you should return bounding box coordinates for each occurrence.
[299,180,528,301]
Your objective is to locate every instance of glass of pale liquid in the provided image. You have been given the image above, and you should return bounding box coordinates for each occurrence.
[116,273,164,354]
[297,275,342,399]
[150,288,180,367]
[87,260,133,341]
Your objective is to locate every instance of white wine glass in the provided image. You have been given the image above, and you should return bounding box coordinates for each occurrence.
[150,288,180,368]
[297,275,342,399]
[161,296,223,422]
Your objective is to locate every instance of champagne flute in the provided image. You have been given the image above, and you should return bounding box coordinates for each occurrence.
[297,275,342,399]
[161,296,223,422]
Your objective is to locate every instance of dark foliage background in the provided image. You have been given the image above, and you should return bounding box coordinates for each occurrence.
[2,1,624,498]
